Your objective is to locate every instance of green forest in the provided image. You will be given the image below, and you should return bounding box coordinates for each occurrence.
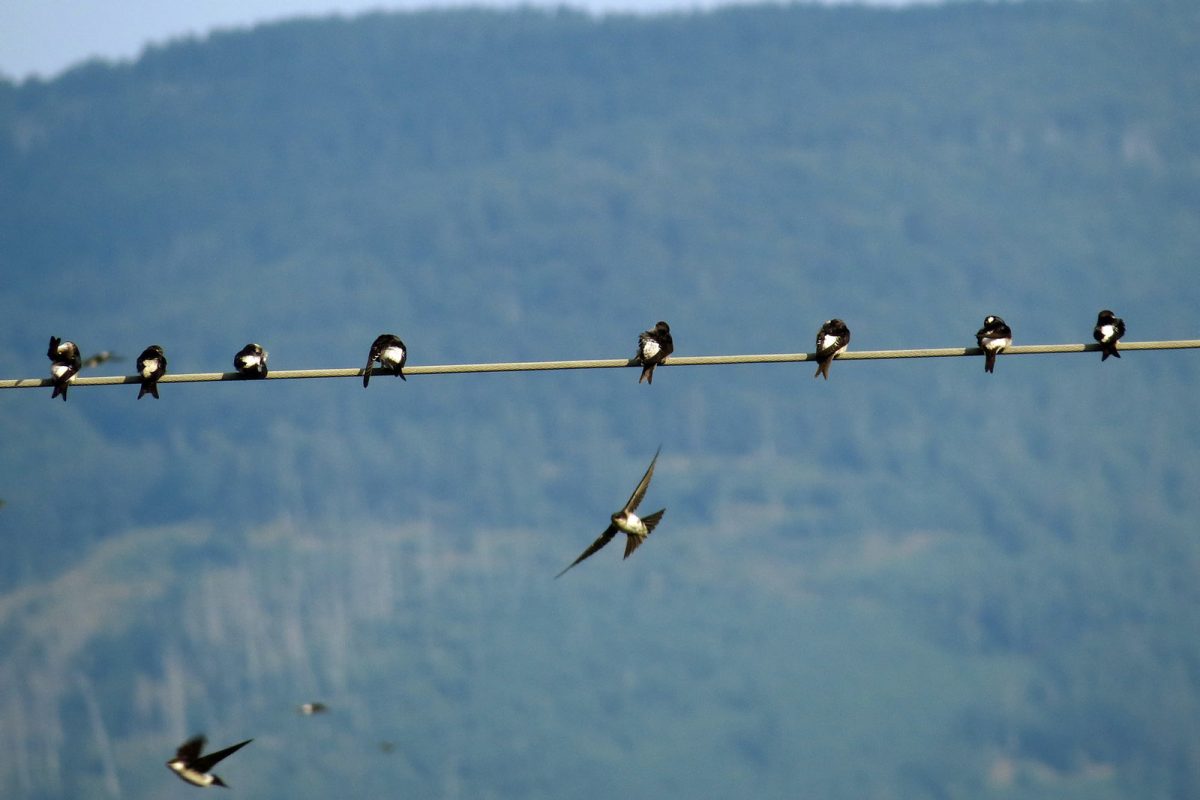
[1,1,1198,798]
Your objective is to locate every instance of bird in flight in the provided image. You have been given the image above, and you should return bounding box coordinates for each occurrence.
[81,350,123,370]
[557,448,666,578]
[166,735,252,789]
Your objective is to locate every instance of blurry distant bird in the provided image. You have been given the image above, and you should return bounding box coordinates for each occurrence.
[557,447,666,578]
[81,350,123,370]
[47,336,81,401]
[297,702,328,715]
[1093,310,1126,361]
[233,343,269,378]
[136,345,167,399]
[813,319,851,380]
[362,334,407,387]
[166,735,252,789]
[636,321,674,384]
[379,741,396,754]
[975,315,1012,374]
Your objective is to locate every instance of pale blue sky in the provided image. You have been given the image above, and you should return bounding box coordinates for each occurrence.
[0,0,921,80]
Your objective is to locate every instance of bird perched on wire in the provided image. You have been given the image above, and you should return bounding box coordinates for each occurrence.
[636,321,674,384]
[166,735,252,788]
[1093,310,1125,361]
[233,343,269,378]
[975,315,1012,374]
[136,345,167,399]
[362,334,407,387]
[813,319,851,380]
[81,350,123,370]
[47,336,82,401]
[557,447,666,578]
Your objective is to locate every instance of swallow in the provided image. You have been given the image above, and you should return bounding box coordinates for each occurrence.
[1093,309,1125,361]
[136,345,167,399]
[813,319,851,380]
[975,315,1012,374]
[363,334,407,387]
[166,735,252,789]
[636,321,674,384]
[233,343,269,378]
[47,336,82,401]
[298,702,328,715]
[557,448,666,578]
[81,351,123,370]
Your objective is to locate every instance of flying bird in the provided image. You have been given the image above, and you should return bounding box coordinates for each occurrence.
[47,336,81,401]
[813,319,851,380]
[556,448,666,578]
[166,735,252,789]
[363,334,407,387]
[975,315,1012,374]
[233,343,269,378]
[298,702,328,715]
[136,345,167,399]
[1093,309,1126,361]
[81,351,123,370]
[636,321,674,384]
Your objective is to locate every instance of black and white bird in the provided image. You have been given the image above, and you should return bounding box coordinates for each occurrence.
[47,336,82,401]
[81,350,122,370]
[813,319,851,380]
[166,735,252,789]
[1093,309,1126,361]
[556,448,666,578]
[636,321,674,384]
[362,334,407,387]
[136,345,167,399]
[233,343,269,378]
[975,315,1012,374]
[298,702,328,715]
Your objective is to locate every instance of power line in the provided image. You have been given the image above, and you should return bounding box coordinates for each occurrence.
[3,339,1198,391]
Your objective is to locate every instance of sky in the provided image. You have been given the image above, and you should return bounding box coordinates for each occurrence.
[0,0,921,81]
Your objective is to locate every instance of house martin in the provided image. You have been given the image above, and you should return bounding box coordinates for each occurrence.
[636,321,674,384]
[81,351,123,370]
[1093,309,1125,361]
[363,334,407,387]
[136,345,167,399]
[813,319,851,380]
[557,448,666,578]
[47,336,81,401]
[975,315,1012,374]
[166,735,252,789]
[234,343,269,378]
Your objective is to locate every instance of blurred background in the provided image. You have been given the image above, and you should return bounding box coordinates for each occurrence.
[1,1,1198,797]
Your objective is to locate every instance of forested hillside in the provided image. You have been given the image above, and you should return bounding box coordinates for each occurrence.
[1,1,1199,798]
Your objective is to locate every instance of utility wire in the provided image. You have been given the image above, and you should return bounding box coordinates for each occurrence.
[3,339,1198,390]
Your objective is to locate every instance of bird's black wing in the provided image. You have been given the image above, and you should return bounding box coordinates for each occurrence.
[193,739,253,772]
[622,447,661,514]
[362,342,382,387]
[555,525,618,578]
[175,735,206,763]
